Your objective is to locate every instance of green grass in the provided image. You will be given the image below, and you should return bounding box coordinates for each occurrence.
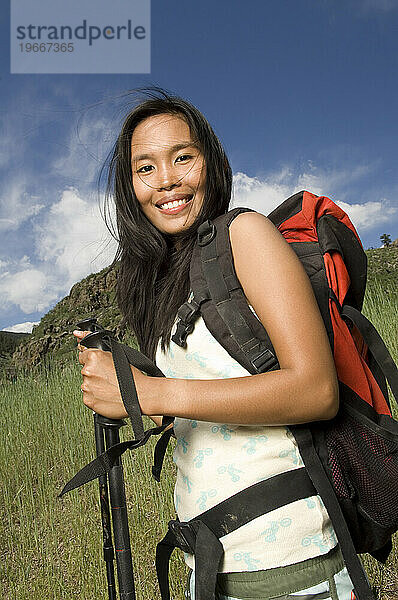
[0,277,397,599]
[0,360,186,599]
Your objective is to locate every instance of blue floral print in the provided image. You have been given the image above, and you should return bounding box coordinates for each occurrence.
[304,497,316,509]
[242,435,268,454]
[302,534,331,552]
[177,437,189,454]
[217,464,242,482]
[279,447,300,465]
[193,448,213,468]
[196,489,217,511]
[182,475,193,493]
[211,424,234,440]
[260,517,292,543]
[232,552,261,570]
[186,351,208,367]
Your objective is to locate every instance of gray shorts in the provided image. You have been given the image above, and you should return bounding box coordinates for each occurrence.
[184,546,360,600]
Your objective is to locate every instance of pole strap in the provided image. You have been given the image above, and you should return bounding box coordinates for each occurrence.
[59,337,174,497]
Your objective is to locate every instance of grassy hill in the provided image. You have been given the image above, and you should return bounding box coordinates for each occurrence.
[0,330,29,357]
[2,263,138,378]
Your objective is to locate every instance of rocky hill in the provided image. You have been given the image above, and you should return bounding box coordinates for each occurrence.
[2,263,137,377]
[1,247,397,378]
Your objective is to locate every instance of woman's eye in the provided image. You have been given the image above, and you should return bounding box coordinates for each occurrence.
[136,165,153,174]
[176,154,193,163]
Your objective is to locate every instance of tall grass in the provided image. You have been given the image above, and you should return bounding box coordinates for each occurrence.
[0,278,396,599]
[0,360,186,599]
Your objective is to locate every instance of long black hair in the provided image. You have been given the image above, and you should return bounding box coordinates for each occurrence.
[103,88,233,361]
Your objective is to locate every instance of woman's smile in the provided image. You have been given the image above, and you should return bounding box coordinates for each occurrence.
[131,113,206,234]
[155,193,194,213]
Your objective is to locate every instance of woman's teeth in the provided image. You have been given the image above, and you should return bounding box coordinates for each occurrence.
[158,197,191,210]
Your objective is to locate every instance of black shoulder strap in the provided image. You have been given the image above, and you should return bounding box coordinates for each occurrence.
[342,305,398,407]
[292,425,375,600]
[172,207,279,374]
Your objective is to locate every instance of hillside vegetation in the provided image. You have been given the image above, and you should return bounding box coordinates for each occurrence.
[1,263,137,377]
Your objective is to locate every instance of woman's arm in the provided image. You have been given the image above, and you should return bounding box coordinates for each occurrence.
[146,212,338,424]
[78,212,339,425]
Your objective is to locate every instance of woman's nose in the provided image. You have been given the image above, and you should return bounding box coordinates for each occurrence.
[156,166,180,191]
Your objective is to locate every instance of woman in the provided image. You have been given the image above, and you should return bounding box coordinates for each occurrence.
[74,90,356,600]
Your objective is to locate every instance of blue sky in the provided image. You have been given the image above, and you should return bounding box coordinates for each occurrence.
[1,0,398,332]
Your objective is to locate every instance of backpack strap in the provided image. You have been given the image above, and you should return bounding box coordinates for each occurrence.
[59,337,174,497]
[172,208,279,375]
[156,468,316,600]
[292,425,376,600]
[341,305,398,406]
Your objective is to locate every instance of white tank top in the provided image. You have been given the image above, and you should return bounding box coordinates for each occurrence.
[155,313,337,572]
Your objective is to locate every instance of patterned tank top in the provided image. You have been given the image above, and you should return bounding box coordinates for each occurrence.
[155,312,337,572]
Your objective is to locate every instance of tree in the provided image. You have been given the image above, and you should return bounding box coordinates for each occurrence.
[380,233,392,247]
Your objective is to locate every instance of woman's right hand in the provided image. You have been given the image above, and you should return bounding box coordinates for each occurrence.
[72,329,128,419]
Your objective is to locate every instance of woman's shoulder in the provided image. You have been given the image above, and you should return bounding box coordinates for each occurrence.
[229,209,279,237]
[228,210,287,258]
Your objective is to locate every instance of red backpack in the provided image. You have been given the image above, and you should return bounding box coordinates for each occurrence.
[167,190,398,600]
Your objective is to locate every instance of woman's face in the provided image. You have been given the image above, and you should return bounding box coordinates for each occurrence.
[131,113,206,235]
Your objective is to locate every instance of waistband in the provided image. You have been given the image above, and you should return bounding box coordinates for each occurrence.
[215,545,344,599]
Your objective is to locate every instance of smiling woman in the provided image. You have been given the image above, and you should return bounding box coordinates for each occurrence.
[73,88,362,600]
[131,114,206,234]
[100,90,232,361]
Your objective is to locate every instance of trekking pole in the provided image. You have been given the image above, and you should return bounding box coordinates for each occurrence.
[76,318,136,600]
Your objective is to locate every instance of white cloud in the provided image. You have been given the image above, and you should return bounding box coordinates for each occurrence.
[335,200,397,232]
[0,181,45,232]
[34,187,116,288]
[232,169,297,214]
[0,187,116,317]
[232,166,397,237]
[0,268,58,313]
[2,321,38,333]
[0,160,396,322]
[295,162,372,197]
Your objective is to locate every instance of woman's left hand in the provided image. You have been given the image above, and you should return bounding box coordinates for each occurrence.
[74,329,147,420]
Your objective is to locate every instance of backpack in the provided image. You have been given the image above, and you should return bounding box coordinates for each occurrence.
[159,190,398,600]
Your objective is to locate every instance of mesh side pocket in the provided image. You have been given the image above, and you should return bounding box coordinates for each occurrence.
[324,407,398,530]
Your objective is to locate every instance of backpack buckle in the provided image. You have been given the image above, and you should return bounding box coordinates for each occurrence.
[171,299,202,347]
[177,300,200,322]
[171,301,199,348]
[197,220,216,246]
[251,348,278,373]
[172,319,193,347]
[168,520,197,554]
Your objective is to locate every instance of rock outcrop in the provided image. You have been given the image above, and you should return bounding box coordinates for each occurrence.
[8,263,137,374]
